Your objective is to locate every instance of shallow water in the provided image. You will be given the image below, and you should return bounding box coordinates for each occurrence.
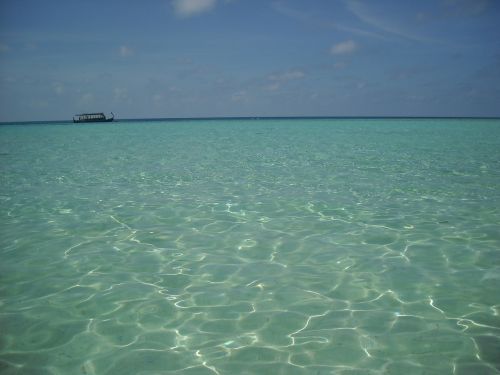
[1,118,499,374]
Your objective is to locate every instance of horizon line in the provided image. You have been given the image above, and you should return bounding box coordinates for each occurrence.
[1,115,500,125]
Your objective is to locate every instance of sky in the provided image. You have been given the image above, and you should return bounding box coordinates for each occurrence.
[0,0,499,122]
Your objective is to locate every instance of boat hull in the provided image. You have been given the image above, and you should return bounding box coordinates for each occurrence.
[73,117,114,123]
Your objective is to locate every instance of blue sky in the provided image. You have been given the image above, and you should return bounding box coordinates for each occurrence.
[0,0,499,121]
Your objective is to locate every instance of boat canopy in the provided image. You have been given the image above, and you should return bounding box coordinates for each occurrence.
[73,112,114,123]
[74,113,106,121]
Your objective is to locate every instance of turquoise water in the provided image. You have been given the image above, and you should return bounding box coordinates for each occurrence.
[1,118,499,374]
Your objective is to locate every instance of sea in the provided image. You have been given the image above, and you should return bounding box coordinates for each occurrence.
[1,118,499,375]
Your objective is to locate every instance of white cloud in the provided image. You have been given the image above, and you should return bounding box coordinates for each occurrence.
[265,70,305,91]
[119,45,133,57]
[272,2,387,41]
[345,0,438,43]
[231,90,247,102]
[78,93,95,107]
[268,70,305,83]
[152,94,163,105]
[52,82,65,95]
[265,82,281,92]
[443,0,490,16]
[30,99,49,109]
[113,88,128,102]
[330,40,358,55]
[333,61,347,69]
[24,43,37,51]
[172,0,217,17]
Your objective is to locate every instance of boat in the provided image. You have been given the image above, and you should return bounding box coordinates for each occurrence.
[73,112,114,123]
